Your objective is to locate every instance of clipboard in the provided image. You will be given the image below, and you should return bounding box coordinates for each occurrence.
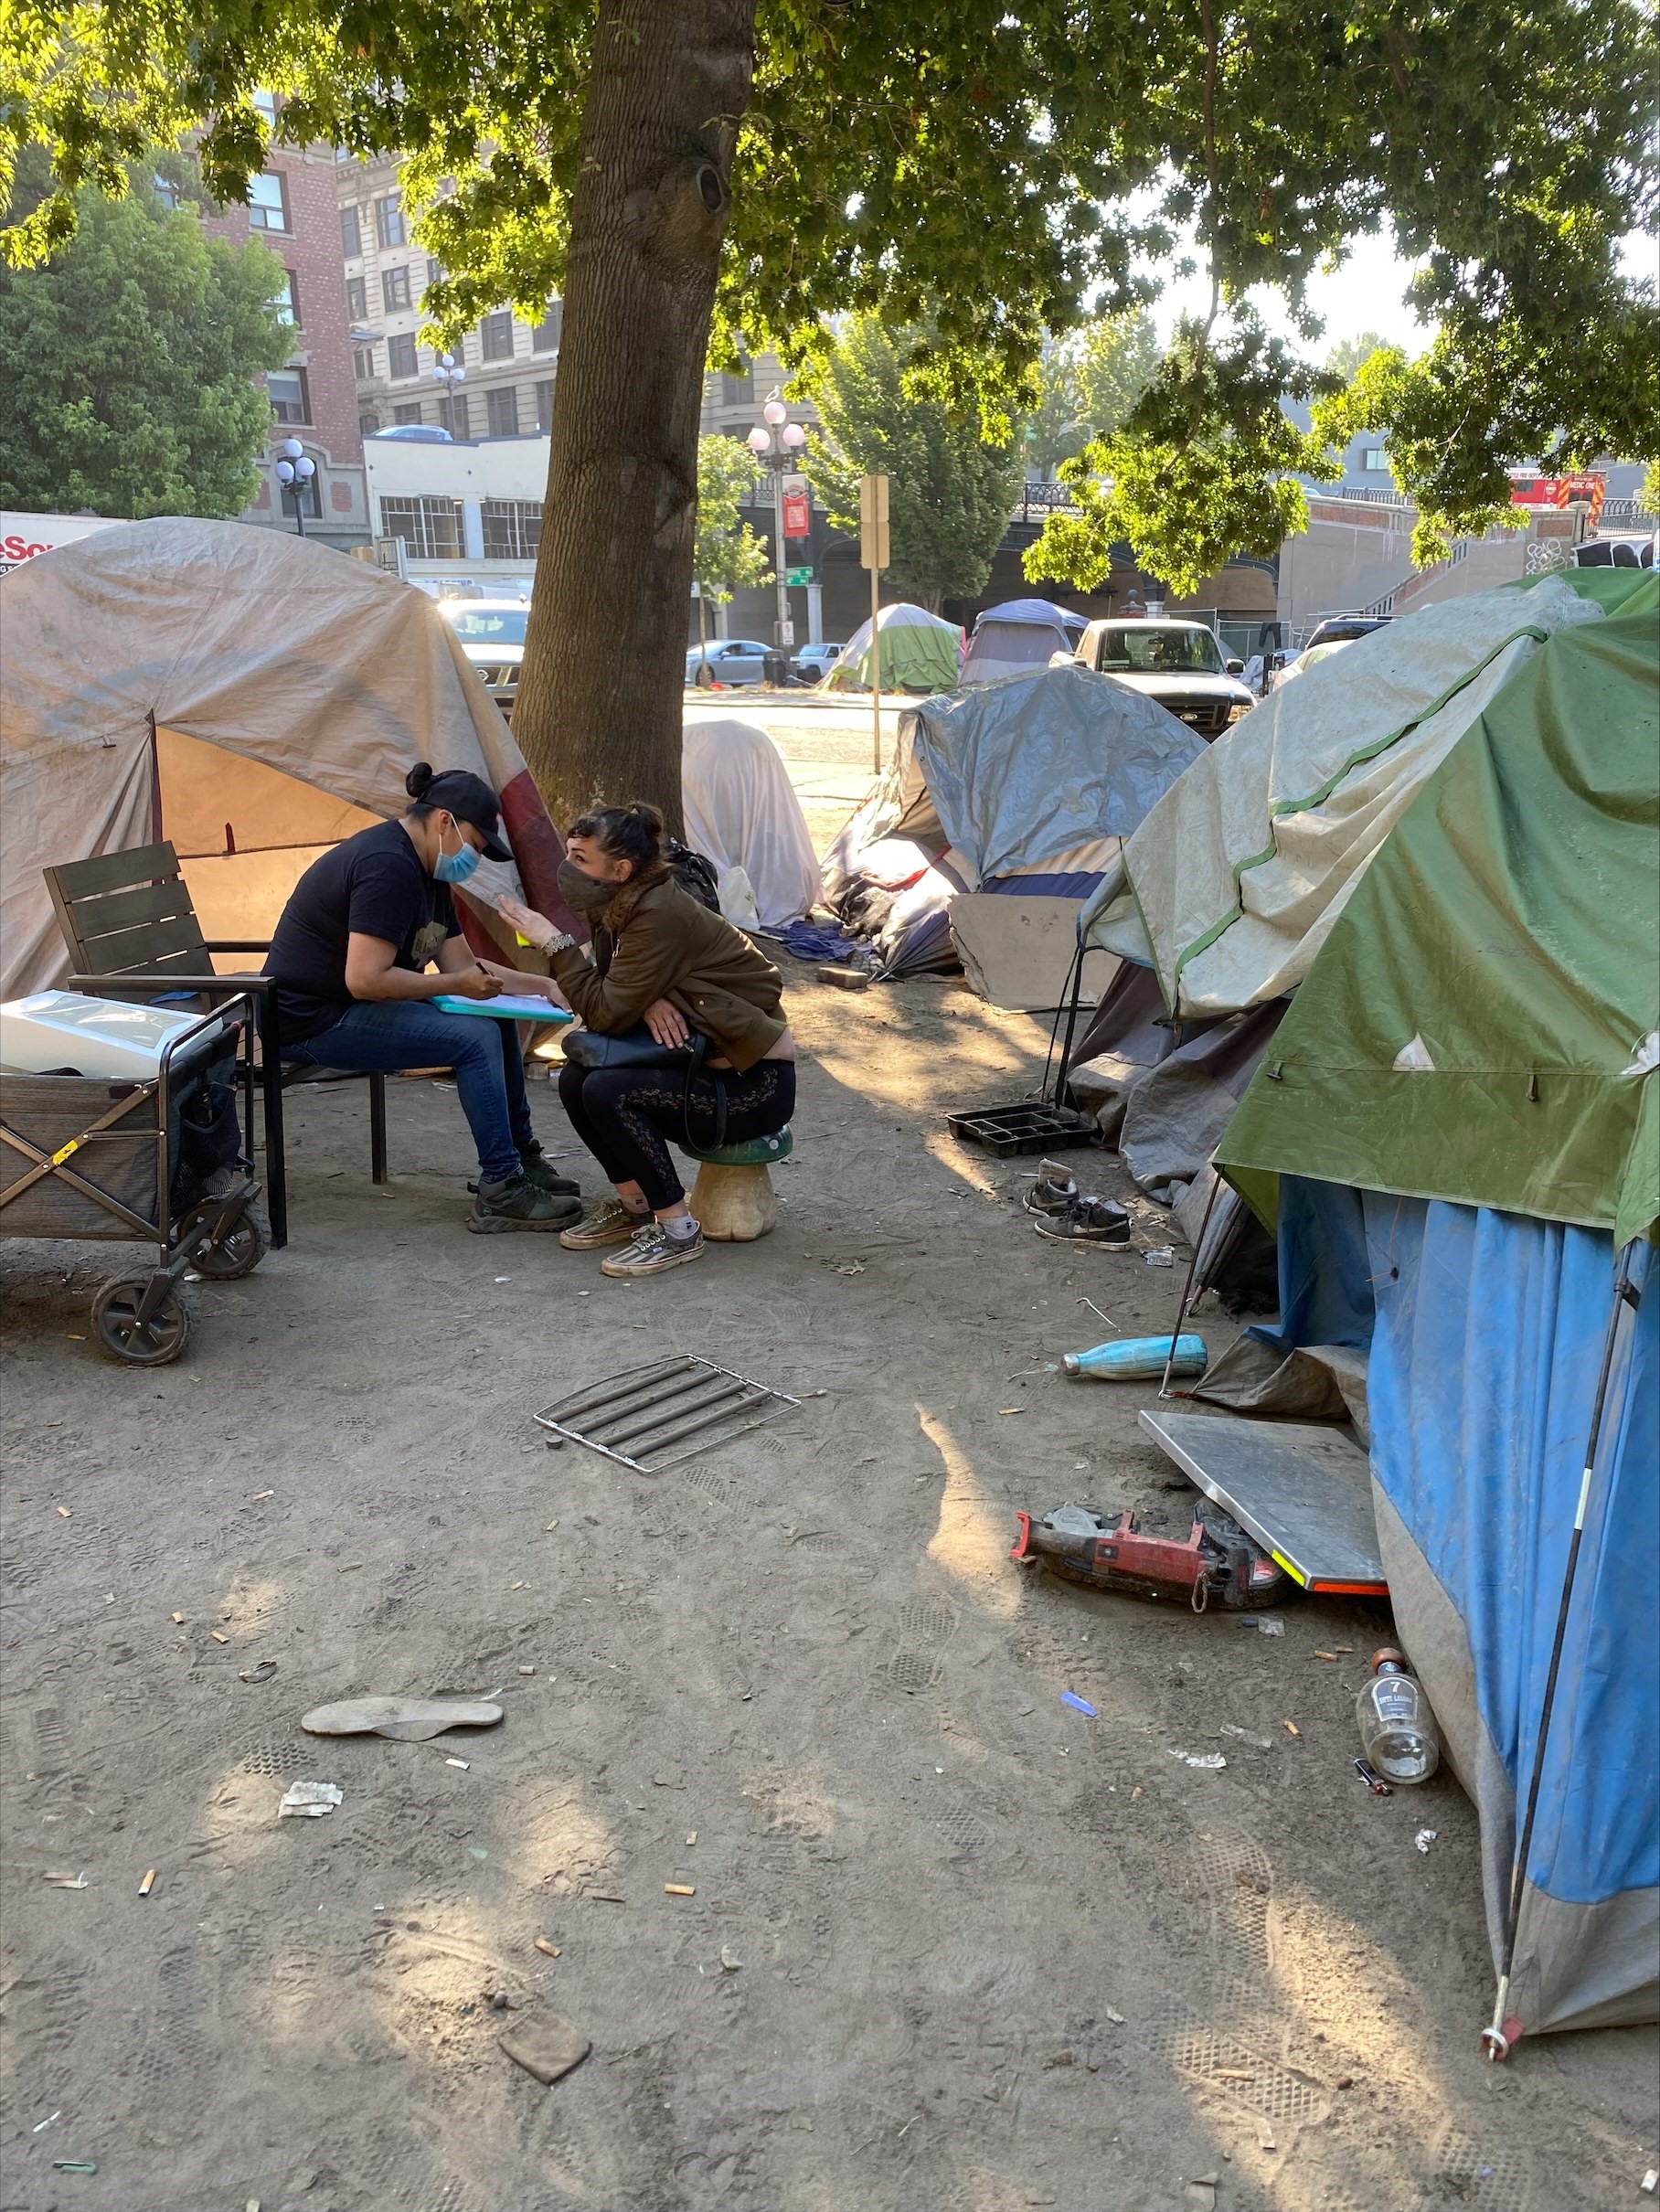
[431,994,573,1024]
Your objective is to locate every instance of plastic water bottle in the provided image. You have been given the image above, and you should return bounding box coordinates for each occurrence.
[1356,1648,1441,1784]
[1062,1334,1207,1380]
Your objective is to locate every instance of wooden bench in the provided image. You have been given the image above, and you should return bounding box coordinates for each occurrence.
[678,1126,793,1241]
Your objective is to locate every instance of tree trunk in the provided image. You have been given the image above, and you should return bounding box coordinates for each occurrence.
[512,0,756,838]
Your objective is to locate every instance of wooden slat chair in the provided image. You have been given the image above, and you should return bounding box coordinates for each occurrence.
[44,841,389,1248]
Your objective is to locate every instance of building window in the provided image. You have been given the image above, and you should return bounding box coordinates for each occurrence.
[154,173,182,212]
[353,345,378,382]
[380,496,464,561]
[532,302,562,354]
[481,312,515,362]
[721,367,750,407]
[267,368,311,424]
[345,275,367,322]
[251,90,279,126]
[1362,447,1391,473]
[425,258,445,291]
[278,463,323,517]
[273,270,299,328]
[485,386,520,437]
[482,499,542,561]
[341,204,362,259]
[359,410,381,437]
[381,265,410,313]
[535,379,555,433]
[392,402,424,426]
[445,390,471,440]
[374,195,407,250]
[247,172,290,232]
[387,334,419,380]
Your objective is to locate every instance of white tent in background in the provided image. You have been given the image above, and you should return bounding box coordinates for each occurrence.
[823,602,962,694]
[0,517,570,999]
[681,717,821,931]
[961,598,1086,683]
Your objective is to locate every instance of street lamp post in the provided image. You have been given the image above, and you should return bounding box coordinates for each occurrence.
[747,391,807,672]
[431,351,466,438]
[273,436,315,537]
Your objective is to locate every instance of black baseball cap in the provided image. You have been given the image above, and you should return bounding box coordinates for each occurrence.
[405,761,512,862]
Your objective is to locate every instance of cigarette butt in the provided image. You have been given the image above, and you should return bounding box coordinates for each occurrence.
[686,1831,697,1846]
[171,1611,186,1624]
[55,1505,70,1518]
[210,1631,229,1644]
[1314,1650,1340,1661]
[445,1757,470,1770]
[251,1489,273,1501]
[995,1408,1023,1416]
[139,1867,156,1897]
[1217,2068,1253,2080]
[545,1519,559,1530]
[664,1883,696,1898]
[534,1937,560,1958]
[1283,1720,1301,1737]
[510,1580,526,1590]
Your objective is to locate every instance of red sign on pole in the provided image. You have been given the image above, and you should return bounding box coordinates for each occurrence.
[782,477,811,539]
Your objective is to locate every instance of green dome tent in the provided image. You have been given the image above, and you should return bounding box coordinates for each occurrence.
[823,602,962,694]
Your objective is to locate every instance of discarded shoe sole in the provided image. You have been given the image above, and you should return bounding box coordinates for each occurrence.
[499,2014,591,2085]
[301,1696,505,1742]
[1034,1197,1133,1246]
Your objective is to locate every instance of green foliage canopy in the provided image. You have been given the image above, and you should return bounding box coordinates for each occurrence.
[0,156,293,517]
[804,315,1024,612]
[694,432,772,604]
[5,0,1656,570]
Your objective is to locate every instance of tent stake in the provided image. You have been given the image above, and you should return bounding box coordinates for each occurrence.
[1481,1241,1642,2061]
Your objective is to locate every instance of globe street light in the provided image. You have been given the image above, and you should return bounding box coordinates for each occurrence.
[747,393,809,666]
[273,436,316,538]
[431,350,466,438]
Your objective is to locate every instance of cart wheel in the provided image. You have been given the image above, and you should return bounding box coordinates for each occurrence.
[90,1277,194,1367]
[189,1202,271,1281]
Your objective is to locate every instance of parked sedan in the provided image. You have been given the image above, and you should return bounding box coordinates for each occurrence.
[686,639,771,687]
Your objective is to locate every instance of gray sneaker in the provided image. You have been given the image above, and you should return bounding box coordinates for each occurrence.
[466,1172,581,1233]
[599,1221,705,1278]
[559,1197,647,1250]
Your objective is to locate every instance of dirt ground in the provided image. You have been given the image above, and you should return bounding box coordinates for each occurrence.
[2,717,1655,2211]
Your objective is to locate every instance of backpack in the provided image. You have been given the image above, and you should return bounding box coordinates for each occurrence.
[666,838,720,913]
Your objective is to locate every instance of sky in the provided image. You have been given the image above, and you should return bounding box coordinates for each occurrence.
[1148,227,1431,356]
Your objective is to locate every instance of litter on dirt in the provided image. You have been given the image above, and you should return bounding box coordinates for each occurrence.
[170,1611,186,1623]
[279,1781,343,1819]
[239,1659,278,1685]
[209,1631,229,1643]
[719,1946,741,1971]
[445,1756,470,1770]
[499,2013,591,2085]
[534,1938,560,1958]
[1283,1721,1301,1737]
[301,1696,504,1741]
[1059,1691,1098,1717]
[138,1866,156,1896]
[1219,1725,1272,1749]
[665,1883,696,1897]
[1170,1750,1228,1771]
[1144,1247,1176,1267]
[1237,1615,1285,1636]
[53,2162,98,2174]
[43,1870,87,1888]
[1414,1828,1438,1854]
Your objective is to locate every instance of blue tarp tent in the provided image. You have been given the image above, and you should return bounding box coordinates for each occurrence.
[961,598,1086,684]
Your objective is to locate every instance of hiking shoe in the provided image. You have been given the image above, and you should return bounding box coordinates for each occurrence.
[559,1197,648,1250]
[1022,1160,1080,1216]
[599,1221,705,1278]
[518,1142,580,1197]
[1033,1195,1133,1247]
[466,1172,581,1233]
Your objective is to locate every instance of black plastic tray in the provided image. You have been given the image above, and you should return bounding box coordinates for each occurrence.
[945,1103,1099,1157]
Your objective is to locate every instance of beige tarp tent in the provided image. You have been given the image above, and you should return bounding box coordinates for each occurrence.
[0,517,570,998]
[1081,577,1602,1016]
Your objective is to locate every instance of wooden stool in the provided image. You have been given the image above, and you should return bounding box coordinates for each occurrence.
[680,1126,793,1242]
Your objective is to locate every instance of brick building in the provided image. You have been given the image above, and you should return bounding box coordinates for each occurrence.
[198,136,369,551]
[340,154,561,449]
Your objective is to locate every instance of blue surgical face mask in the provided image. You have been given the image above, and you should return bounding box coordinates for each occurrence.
[432,814,482,886]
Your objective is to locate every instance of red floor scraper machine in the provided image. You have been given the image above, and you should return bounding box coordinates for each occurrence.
[1011,1501,1291,1611]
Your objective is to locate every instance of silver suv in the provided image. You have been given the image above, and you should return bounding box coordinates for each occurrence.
[441,599,529,720]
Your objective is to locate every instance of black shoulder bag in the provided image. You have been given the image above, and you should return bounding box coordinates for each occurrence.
[559,1024,727,1151]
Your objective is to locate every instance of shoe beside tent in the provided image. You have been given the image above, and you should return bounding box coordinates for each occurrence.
[961,598,1086,684]
[1211,575,1659,2045]
[0,517,572,999]
[823,602,963,694]
[821,662,1204,978]
[680,716,821,931]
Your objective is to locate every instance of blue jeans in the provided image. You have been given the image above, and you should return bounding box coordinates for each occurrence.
[285,1002,534,1185]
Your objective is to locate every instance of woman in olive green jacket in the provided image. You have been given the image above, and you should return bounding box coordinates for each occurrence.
[489,802,795,1279]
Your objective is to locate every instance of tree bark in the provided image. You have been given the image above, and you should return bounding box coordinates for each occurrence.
[512,0,756,838]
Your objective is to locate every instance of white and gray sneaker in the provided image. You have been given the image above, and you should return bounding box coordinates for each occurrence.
[599,1219,705,1279]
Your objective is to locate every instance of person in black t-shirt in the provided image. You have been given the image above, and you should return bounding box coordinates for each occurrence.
[268,762,580,1230]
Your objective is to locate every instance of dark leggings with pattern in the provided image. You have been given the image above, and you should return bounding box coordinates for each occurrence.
[557,1058,796,1211]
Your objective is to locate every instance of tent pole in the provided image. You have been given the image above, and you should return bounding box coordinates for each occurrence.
[1159,1169,1224,1399]
[1051,938,1088,1108]
[1481,1241,1642,2061]
[871,568,882,773]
